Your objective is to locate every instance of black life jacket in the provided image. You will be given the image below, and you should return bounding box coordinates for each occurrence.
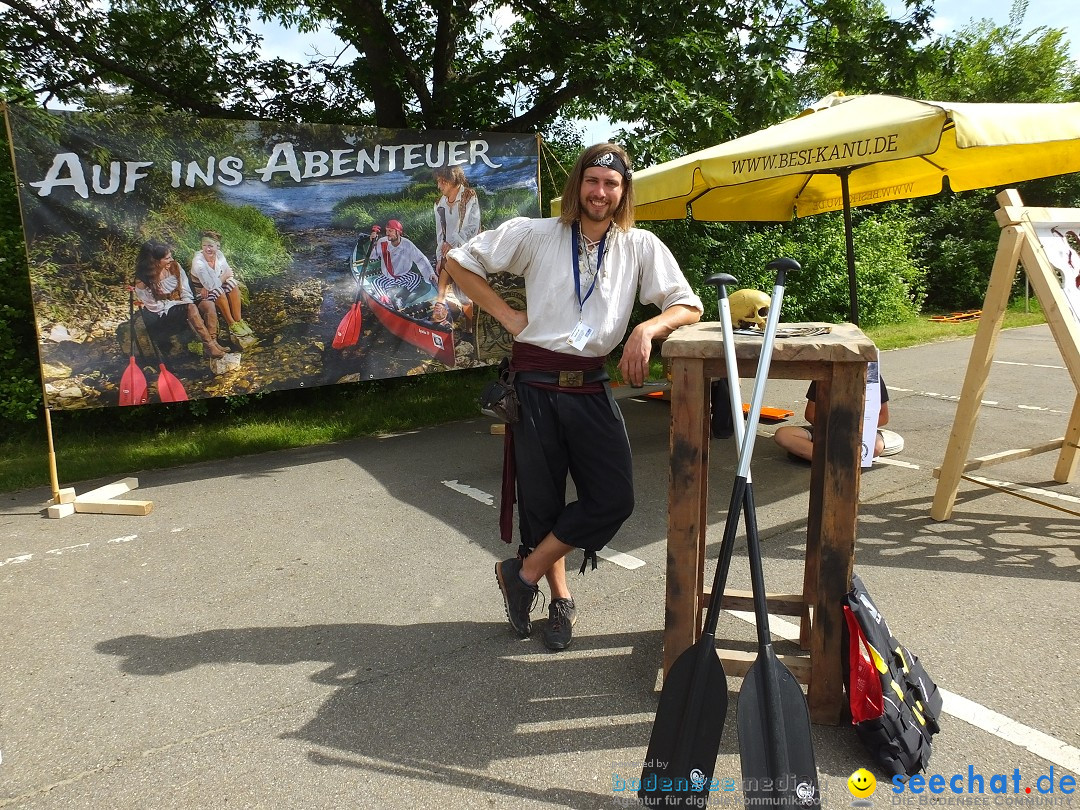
[842,572,943,779]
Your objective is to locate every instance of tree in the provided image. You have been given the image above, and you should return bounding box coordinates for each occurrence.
[1,0,933,148]
[0,0,939,427]
[907,0,1080,309]
[790,0,940,103]
[917,0,1077,104]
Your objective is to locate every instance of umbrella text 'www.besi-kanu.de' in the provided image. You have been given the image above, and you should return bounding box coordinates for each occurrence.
[731,133,900,175]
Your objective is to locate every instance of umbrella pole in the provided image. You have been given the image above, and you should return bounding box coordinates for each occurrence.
[840,169,859,325]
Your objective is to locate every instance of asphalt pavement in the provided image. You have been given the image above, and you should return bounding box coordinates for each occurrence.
[1,324,1078,810]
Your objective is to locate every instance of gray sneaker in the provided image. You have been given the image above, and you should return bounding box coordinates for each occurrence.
[495,557,540,637]
[541,598,577,651]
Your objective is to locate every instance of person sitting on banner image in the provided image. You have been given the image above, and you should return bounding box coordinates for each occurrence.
[369,219,437,308]
[432,166,480,332]
[443,143,703,652]
[189,230,254,347]
[134,239,226,359]
[773,376,890,462]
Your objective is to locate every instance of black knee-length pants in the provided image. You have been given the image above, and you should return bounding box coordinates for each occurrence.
[513,382,635,554]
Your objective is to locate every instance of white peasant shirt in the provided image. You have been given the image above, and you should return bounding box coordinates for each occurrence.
[448,217,702,357]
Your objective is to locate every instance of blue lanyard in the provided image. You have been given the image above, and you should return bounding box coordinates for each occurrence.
[571,221,607,311]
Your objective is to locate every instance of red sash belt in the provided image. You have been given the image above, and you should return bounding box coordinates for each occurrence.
[498,342,608,542]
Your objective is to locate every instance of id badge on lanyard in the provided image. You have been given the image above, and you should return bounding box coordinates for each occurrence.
[567,221,606,350]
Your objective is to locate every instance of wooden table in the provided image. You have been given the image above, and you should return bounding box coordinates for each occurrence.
[661,321,878,725]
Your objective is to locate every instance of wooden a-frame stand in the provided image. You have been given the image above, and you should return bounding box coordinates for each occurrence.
[932,189,1080,520]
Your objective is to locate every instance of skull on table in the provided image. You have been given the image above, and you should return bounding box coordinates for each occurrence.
[728,288,770,330]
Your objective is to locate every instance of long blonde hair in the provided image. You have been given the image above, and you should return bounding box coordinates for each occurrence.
[557,143,636,231]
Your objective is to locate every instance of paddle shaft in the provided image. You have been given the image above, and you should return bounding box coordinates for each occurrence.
[667,267,785,779]
[128,287,136,358]
[720,262,820,810]
[351,227,381,303]
[699,267,788,638]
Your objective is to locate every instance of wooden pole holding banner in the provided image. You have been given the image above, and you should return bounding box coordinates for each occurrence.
[4,103,154,520]
[932,189,1080,520]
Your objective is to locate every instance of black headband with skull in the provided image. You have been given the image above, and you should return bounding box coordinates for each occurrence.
[586,151,632,180]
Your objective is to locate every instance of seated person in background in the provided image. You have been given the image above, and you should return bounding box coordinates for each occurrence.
[773,377,890,462]
[369,219,436,307]
[134,239,226,359]
[189,230,253,343]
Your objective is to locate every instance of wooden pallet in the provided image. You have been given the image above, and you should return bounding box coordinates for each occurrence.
[929,309,982,323]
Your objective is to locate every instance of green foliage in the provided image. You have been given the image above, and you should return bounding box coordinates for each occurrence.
[644,211,925,328]
[908,191,1002,310]
[1,0,934,151]
[150,196,292,282]
[0,367,494,493]
[0,130,43,423]
[794,0,939,101]
[916,0,1077,103]
[331,185,540,254]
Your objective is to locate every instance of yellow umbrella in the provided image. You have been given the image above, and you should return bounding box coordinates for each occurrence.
[629,92,1080,323]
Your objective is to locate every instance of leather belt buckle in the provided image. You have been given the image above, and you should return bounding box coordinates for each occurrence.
[559,370,584,387]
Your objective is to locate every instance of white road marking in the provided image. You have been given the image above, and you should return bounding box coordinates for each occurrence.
[2,536,143,570]
[724,608,1080,775]
[942,690,1080,776]
[443,480,646,569]
[596,547,646,570]
[995,360,1065,370]
[874,457,921,469]
[45,543,90,556]
[514,711,655,734]
[965,474,1080,505]
[891,385,1067,413]
[441,479,494,506]
[502,646,635,663]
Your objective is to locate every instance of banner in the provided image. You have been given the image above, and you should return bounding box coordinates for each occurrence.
[4,105,538,409]
[1036,223,1080,326]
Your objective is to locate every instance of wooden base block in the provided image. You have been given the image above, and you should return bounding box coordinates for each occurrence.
[77,477,139,501]
[46,502,77,519]
[43,477,157,517]
[74,498,153,516]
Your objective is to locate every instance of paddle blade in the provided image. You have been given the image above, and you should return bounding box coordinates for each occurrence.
[639,638,728,808]
[156,363,189,403]
[333,303,363,349]
[119,357,148,406]
[738,656,821,809]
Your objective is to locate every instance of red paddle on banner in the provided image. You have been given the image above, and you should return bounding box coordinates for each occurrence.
[333,225,381,349]
[146,307,189,403]
[155,360,188,403]
[119,287,149,406]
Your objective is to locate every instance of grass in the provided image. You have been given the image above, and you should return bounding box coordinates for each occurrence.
[868,304,1045,350]
[0,303,1047,495]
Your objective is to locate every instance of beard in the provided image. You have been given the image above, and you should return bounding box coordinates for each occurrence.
[581,198,614,223]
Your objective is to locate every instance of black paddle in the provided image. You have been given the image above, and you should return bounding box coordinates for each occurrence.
[721,258,821,810]
[639,273,744,808]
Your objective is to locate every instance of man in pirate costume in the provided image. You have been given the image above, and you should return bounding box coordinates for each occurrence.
[444,144,702,651]
[369,219,437,307]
